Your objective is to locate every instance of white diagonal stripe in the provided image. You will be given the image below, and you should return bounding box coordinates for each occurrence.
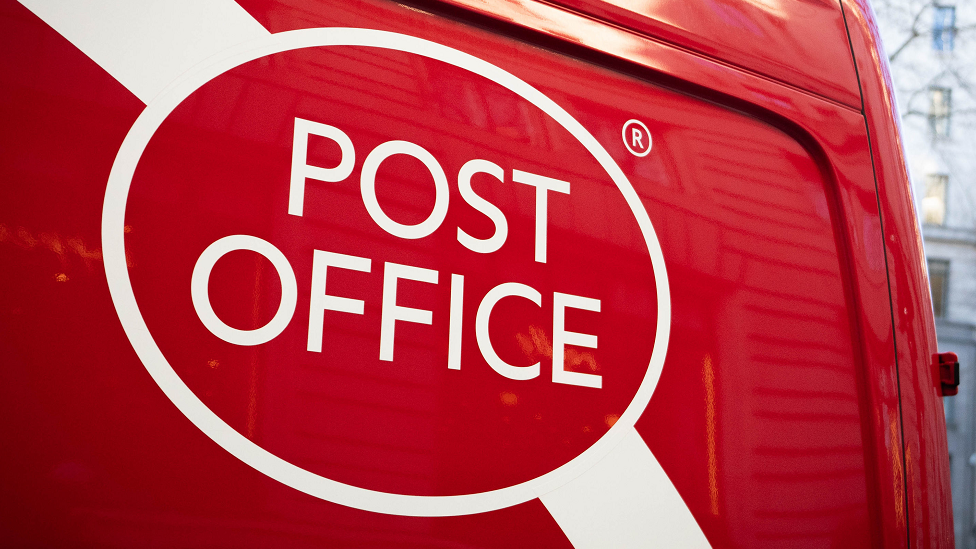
[17,0,269,104]
[541,427,712,548]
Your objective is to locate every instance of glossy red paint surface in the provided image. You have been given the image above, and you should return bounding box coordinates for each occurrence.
[0,0,949,547]
[841,0,953,546]
[545,0,863,109]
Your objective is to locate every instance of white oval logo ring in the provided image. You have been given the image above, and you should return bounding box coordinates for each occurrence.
[101,28,671,517]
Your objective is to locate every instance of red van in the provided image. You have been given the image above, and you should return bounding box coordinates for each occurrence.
[0,0,953,546]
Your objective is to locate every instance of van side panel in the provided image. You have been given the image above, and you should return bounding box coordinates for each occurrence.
[841,0,953,546]
[544,0,863,109]
[350,4,911,547]
[0,0,947,546]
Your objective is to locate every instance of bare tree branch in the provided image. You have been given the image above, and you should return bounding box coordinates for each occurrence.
[881,0,976,226]
[889,0,933,62]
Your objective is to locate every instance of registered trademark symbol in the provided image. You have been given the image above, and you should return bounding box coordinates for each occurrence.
[622,119,652,157]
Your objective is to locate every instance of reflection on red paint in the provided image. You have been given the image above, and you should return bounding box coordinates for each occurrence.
[703,353,718,517]
[0,0,948,546]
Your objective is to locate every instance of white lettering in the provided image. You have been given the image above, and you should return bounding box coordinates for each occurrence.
[289,117,356,216]
[457,159,508,254]
[201,121,601,386]
[552,292,601,388]
[191,234,298,346]
[631,127,643,149]
[380,261,438,361]
[512,169,570,263]
[476,282,541,380]
[361,141,449,239]
[448,273,464,370]
[307,250,371,353]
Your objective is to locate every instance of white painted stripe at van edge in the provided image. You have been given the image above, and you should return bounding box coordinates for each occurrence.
[16,0,269,104]
[541,428,712,548]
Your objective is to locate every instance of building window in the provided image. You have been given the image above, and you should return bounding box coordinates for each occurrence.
[929,87,952,137]
[933,5,956,51]
[923,173,948,225]
[928,259,949,317]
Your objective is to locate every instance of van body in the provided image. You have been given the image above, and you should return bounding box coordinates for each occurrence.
[0,0,952,547]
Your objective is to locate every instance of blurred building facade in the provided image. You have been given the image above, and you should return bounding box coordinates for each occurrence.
[875,0,976,546]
